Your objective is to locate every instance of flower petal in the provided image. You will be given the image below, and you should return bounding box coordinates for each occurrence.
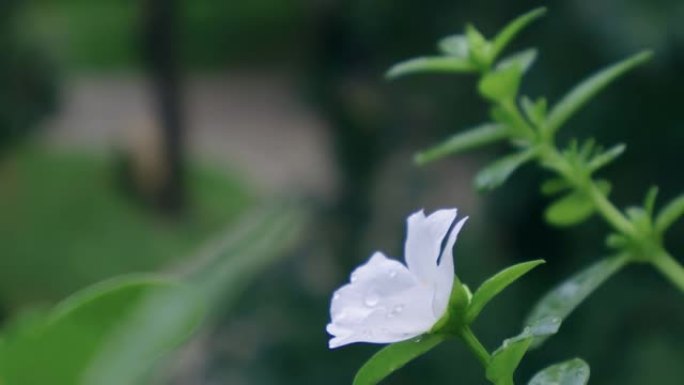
[327,252,436,349]
[404,209,458,284]
[432,216,468,317]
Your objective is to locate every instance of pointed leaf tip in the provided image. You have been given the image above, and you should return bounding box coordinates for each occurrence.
[546,50,653,134]
[466,259,545,322]
[386,57,477,80]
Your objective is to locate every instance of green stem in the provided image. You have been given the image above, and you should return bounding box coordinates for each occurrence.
[459,327,491,368]
[652,252,684,292]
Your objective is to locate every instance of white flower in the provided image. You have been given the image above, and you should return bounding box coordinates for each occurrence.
[327,208,468,349]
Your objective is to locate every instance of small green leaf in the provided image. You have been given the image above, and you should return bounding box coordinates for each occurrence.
[544,181,611,226]
[415,123,508,165]
[386,57,477,79]
[353,334,447,385]
[528,358,590,385]
[655,193,684,234]
[545,51,653,134]
[465,24,492,68]
[521,96,547,128]
[525,255,629,348]
[438,34,469,58]
[478,65,523,102]
[540,178,570,196]
[487,317,561,385]
[588,144,626,172]
[466,260,545,323]
[545,192,593,226]
[475,148,537,191]
[626,206,651,234]
[492,7,547,60]
[497,49,538,73]
[644,186,659,217]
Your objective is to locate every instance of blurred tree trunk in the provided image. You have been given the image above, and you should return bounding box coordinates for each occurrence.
[141,0,186,214]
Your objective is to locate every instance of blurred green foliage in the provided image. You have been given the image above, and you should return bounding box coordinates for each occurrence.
[0,1,56,154]
[23,0,307,70]
[0,147,250,309]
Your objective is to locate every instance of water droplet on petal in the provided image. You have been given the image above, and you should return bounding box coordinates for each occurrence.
[333,293,340,301]
[388,269,397,278]
[387,304,404,318]
[350,272,359,282]
[364,292,380,307]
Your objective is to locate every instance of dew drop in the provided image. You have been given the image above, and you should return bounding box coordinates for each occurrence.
[350,272,359,282]
[333,293,340,301]
[387,304,404,318]
[364,292,380,307]
[388,269,397,278]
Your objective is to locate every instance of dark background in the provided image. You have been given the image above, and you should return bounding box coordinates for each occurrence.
[1,0,683,384]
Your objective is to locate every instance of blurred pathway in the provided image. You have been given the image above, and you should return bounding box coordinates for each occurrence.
[41,72,337,198]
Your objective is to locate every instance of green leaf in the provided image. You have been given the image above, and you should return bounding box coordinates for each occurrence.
[644,186,659,217]
[465,24,492,68]
[478,65,523,102]
[540,178,570,196]
[544,180,611,227]
[415,123,508,165]
[353,334,447,385]
[492,7,547,60]
[475,148,537,191]
[497,49,538,73]
[84,205,307,385]
[525,255,629,348]
[487,317,561,385]
[528,358,590,385]
[466,260,545,323]
[655,193,684,234]
[544,192,593,226]
[588,144,626,172]
[521,96,547,128]
[438,35,469,58]
[545,51,653,134]
[386,57,477,79]
[0,275,179,385]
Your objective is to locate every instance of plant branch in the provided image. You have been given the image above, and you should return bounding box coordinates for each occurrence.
[652,251,684,292]
[458,326,491,368]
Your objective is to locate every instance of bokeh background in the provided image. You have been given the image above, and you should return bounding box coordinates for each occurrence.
[1,0,683,384]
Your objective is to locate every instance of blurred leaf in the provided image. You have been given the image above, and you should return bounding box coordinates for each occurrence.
[492,8,547,60]
[528,358,590,385]
[466,260,545,323]
[465,24,491,68]
[545,51,652,134]
[415,123,508,165]
[521,96,548,128]
[544,181,610,227]
[545,192,593,227]
[486,317,561,385]
[644,186,659,217]
[353,334,447,385]
[525,255,629,348]
[497,49,538,73]
[540,178,570,196]
[478,65,523,102]
[0,275,178,385]
[386,57,477,79]
[655,194,684,234]
[475,148,537,191]
[588,144,626,172]
[438,35,469,58]
[83,205,306,385]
